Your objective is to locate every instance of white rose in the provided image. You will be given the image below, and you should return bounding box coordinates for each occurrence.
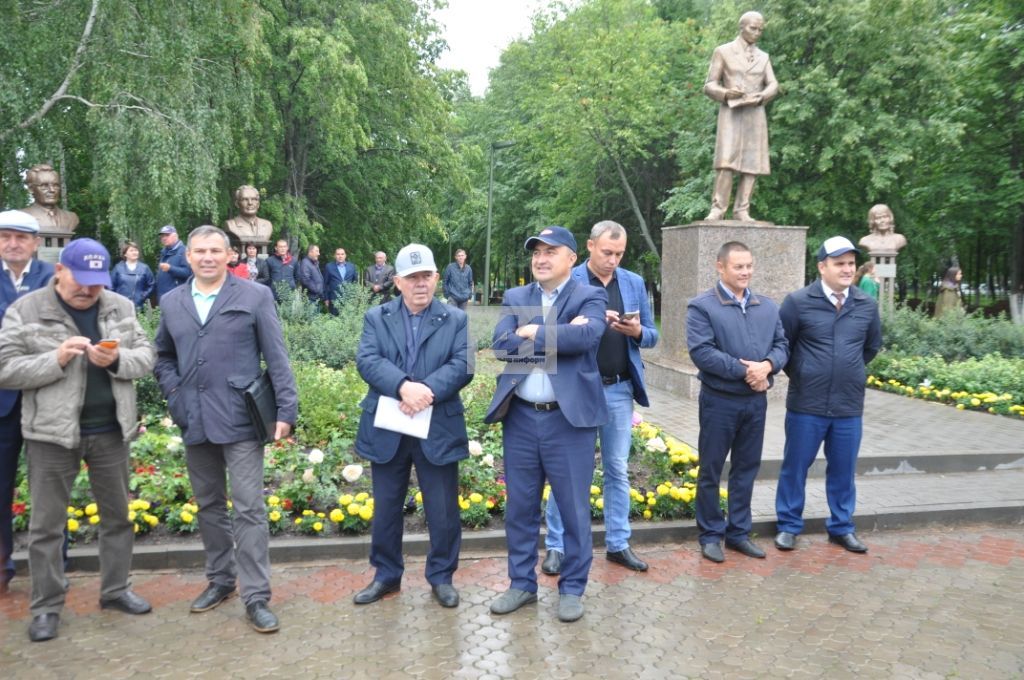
[468,440,484,457]
[645,436,667,452]
[308,448,325,464]
[342,464,364,483]
[481,453,494,468]
[301,468,315,483]
[160,417,174,428]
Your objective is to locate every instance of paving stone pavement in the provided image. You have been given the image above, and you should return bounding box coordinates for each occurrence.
[2,524,1023,679]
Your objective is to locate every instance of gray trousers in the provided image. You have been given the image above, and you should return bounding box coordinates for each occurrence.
[26,432,134,615]
[185,440,271,605]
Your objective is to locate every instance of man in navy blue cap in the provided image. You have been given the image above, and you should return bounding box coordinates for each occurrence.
[0,237,156,641]
[0,210,54,593]
[485,226,607,623]
[774,236,882,554]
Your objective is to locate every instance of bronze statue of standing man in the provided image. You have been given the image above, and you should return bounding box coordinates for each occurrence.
[703,11,778,222]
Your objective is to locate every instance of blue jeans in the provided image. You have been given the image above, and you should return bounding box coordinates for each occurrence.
[775,411,862,537]
[546,381,634,553]
[0,400,22,579]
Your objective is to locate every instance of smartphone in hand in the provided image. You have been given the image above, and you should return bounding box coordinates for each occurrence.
[97,338,120,349]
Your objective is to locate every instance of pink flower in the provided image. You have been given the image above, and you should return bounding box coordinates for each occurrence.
[632,411,643,426]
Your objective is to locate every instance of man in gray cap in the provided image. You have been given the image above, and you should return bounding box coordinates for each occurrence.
[774,236,882,554]
[156,225,190,303]
[0,237,156,641]
[0,210,54,593]
[351,244,472,609]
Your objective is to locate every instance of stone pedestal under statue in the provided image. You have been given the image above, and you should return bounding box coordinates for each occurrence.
[644,219,807,399]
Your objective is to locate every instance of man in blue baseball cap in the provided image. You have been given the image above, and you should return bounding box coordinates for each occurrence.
[0,237,156,641]
[485,225,608,623]
[0,210,54,594]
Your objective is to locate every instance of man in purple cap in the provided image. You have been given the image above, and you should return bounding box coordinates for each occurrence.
[774,236,882,554]
[485,226,607,623]
[156,225,190,303]
[0,237,156,641]
[0,210,55,593]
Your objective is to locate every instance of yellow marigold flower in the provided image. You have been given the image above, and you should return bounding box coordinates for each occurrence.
[459,500,470,510]
[688,467,699,479]
[267,495,280,507]
[347,503,362,515]
[647,497,657,506]
[355,492,369,502]
[719,488,729,499]
[85,503,98,516]
[414,491,423,504]
[339,494,354,506]
[657,484,669,496]
[226,500,233,509]
[469,492,484,504]
[542,485,550,501]
[144,514,159,527]
[330,508,344,522]
[301,509,313,516]
[486,500,495,509]
[67,506,76,514]
[269,510,281,522]
[313,522,323,532]
[970,398,981,407]
[180,511,194,523]
[133,524,139,533]
[682,489,694,503]
[128,510,137,521]
[90,515,100,525]
[595,498,604,510]
[590,485,601,496]
[646,491,655,499]
[139,500,151,510]
[643,510,652,519]
[75,509,84,517]
[67,518,80,532]
[359,507,373,521]
[316,512,326,518]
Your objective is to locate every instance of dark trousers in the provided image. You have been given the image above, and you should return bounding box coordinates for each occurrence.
[369,436,461,585]
[503,400,596,596]
[0,399,22,577]
[696,388,767,545]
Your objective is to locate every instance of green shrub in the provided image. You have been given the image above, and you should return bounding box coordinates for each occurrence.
[281,285,372,369]
[883,306,1024,361]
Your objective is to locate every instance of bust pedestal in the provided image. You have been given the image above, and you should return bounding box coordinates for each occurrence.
[645,219,807,399]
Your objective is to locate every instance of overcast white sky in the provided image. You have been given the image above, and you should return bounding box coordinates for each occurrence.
[432,0,548,96]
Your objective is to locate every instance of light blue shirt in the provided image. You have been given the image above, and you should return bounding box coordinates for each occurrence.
[718,280,751,313]
[191,280,223,325]
[515,280,567,403]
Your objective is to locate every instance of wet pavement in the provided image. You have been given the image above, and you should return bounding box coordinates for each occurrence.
[2,524,1023,678]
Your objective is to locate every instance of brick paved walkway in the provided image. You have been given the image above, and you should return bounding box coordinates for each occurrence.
[2,524,1022,678]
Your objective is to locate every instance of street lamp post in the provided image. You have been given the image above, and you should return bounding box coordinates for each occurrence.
[485,140,516,306]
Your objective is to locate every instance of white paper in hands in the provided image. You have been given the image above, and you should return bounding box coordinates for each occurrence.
[373,396,432,439]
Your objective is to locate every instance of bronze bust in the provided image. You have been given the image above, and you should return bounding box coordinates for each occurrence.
[22,164,79,237]
[858,204,907,256]
[223,185,273,249]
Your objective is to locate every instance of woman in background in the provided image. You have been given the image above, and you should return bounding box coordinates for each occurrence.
[934,266,963,317]
[854,261,879,299]
[110,241,155,310]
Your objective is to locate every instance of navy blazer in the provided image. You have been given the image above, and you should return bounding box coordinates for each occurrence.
[485,278,608,428]
[323,261,358,301]
[153,275,298,446]
[0,259,54,417]
[355,298,473,466]
[156,240,190,301]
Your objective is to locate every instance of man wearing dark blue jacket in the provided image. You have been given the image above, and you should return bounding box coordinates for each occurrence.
[155,225,190,303]
[0,210,54,592]
[774,236,882,553]
[687,242,788,563]
[352,244,472,609]
[154,225,297,633]
[324,247,358,314]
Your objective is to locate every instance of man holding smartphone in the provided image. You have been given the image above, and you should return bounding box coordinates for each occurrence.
[542,220,659,575]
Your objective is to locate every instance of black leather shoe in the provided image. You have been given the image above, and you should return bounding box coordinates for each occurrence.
[726,539,766,559]
[431,583,459,608]
[353,580,400,605]
[606,547,649,571]
[245,600,279,633]
[701,542,725,563]
[28,613,59,642]
[829,532,868,553]
[100,590,152,615]
[775,531,796,551]
[190,583,236,613]
[541,549,563,575]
